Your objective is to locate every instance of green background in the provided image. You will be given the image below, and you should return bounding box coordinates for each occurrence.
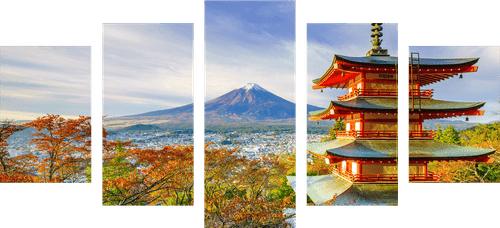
[0,0,500,227]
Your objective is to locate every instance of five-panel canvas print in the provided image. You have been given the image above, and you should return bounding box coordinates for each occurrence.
[1,0,500,227]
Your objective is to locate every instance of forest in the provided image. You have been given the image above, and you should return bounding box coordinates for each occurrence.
[2,114,297,222]
[428,123,500,183]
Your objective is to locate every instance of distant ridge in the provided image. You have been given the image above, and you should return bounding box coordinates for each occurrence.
[106,83,324,127]
[422,119,479,130]
[120,124,162,131]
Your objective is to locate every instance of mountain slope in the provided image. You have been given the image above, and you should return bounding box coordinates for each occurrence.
[106,83,324,126]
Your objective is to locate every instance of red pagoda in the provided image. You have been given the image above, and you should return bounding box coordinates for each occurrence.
[307,23,398,205]
[307,24,496,201]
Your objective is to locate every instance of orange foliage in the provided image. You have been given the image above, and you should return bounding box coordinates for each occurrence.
[102,131,193,205]
[2,116,91,182]
[0,173,41,183]
[23,114,91,182]
[431,160,485,183]
[205,143,295,227]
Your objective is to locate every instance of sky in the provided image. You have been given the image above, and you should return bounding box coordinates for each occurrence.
[409,46,499,123]
[103,24,193,117]
[307,23,399,110]
[0,46,91,120]
[205,1,295,102]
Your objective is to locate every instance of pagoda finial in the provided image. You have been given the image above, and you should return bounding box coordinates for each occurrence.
[366,23,389,57]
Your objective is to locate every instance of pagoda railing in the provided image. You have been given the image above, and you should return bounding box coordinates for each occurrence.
[409,89,434,98]
[409,171,440,182]
[335,130,398,139]
[338,89,433,101]
[331,167,355,182]
[409,130,434,139]
[353,173,398,183]
[335,130,434,139]
[331,167,398,183]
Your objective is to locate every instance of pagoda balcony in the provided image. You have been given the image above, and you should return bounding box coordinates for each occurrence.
[409,130,434,139]
[337,89,433,101]
[409,172,440,182]
[409,89,434,98]
[331,167,398,183]
[335,130,434,139]
[354,173,398,183]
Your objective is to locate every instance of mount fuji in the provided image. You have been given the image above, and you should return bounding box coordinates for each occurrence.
[105,83,323,127]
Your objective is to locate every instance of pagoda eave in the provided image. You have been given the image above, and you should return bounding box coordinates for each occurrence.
[309,101,397,121]
[410,65,477,74]
[312,55,398,89]
[326,154,397,164]
[309,139,496,164]
[410,155,495,163]
[411,64,478,86]
[411,110,484,120]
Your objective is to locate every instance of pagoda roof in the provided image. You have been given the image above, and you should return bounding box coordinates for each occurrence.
[409,140,496,160]
[410,57,479,86]
[312,55,398,89]
[414,57,479,68]
[329,56,477,68]
[335,55,398,68]
[313,55,480,88]
[309,98,484,120]
[307,139,495,160]
[291,175,397,205]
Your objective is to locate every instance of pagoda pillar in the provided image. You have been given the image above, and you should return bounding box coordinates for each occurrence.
[360,113,365,131]
[360,73,366,90]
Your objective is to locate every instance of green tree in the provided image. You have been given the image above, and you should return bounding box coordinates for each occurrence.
[462,122,500,182]
[430,122,500,183]
[325,118,345,141]
[442,125,461,145]
[433,124,460,145]
[433,124,443,142]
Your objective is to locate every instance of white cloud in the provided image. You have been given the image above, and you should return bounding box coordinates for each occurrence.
[0,46,90,117]
[0,110,82,121]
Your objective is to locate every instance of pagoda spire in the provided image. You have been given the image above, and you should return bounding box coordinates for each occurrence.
[366,23,389,56]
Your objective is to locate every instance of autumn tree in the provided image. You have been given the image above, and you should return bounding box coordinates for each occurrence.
[102,132,194,206]
[1,119,23,172]
[24,114,91,182]
[205,143,295,227]
[430,122,500,183]
[461,122,500,182]
[307,155,332,176]
[0,119,40,182]
[0,173,39,183]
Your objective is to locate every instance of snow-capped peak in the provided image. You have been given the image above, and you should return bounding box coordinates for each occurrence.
[241,83,268,92]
